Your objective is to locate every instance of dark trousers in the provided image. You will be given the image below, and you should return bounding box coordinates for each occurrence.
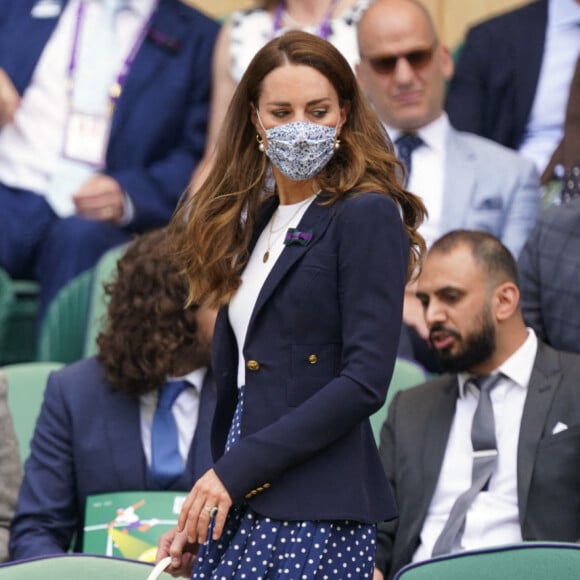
[0,183,132,323]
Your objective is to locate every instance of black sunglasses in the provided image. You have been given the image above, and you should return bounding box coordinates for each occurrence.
[364,45,437,75]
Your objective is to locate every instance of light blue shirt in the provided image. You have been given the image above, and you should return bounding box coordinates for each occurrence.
[518,0,580,173]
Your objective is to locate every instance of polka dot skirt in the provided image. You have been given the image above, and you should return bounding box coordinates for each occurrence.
[192,387,376,579]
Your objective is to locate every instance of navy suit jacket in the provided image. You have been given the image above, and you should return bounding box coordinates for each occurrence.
[518,197,580,354]
[210,192,407,524]
[9,357,216,560]
[375,341,580,579]
[0,0,219,231]
[445,0,547,151]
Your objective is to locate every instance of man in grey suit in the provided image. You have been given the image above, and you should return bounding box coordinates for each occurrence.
[356,0,541,370]
[0,370,21,561]
[518,196,580,355]
[374,230,580,580]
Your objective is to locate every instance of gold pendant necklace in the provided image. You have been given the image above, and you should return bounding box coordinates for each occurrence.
[263,195,317,263]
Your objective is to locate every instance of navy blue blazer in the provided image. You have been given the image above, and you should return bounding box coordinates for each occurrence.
[211,192,408,524]
[9,357,216,560]
[0,0,219,231]
[446,0,547,151]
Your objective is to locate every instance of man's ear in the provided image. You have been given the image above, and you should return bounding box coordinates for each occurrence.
[493,281,520,322]
[439,44,454,82]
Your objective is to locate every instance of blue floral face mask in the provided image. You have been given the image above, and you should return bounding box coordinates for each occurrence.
[257,112,339,181]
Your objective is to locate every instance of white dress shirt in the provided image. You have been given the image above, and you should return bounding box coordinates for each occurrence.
[0,0,156,205]
[386,113,448,249]
[140,367,207,467]
[412,329,538,562]
[518,0,580,173]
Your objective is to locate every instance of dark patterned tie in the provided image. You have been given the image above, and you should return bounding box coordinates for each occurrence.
[432,373,503,557]
[561,163,580,203]
[395,133,424,187]
[150,379,190,488]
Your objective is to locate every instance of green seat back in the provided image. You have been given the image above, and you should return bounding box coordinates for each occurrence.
[84,244,127,358]
[37,269,93,364]
[0,271,39,365]
[0,268,14,362]
[394,542,580,579]
[370,358,428,444]
[0,554,165,580]
[3,361,64,463]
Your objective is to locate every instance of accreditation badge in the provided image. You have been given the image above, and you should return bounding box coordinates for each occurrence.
[63,111,110,167]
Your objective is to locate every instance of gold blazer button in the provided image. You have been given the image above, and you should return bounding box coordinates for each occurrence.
[308,354,318,365]
[246,360,260,371]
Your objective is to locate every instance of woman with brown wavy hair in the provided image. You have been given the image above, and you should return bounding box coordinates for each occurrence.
[190,0,370,193]
[159,30,426,579]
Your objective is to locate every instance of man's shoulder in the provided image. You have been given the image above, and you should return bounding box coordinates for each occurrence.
[449,128,537,173]
[47,357,108,396]
[156,0,220,39]
[533,341,580,380]
[535,198,580,231]
[467,0,547,35]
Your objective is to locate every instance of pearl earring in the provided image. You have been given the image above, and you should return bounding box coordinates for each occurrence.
[334,138,341,151]
[256,134,265,153]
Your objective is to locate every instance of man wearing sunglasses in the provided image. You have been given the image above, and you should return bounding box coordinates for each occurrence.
[356,0,540,373]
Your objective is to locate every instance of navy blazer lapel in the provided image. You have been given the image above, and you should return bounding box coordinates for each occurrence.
[246,197,335,337]
[248,195,278,255]
[512,0,547,140]
[442,130,477,232]
[103,387,149,489]
[516,341,560,528]
[109,0,187,140]
[5,0,65,92]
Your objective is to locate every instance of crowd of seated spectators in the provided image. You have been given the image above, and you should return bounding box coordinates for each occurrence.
[0,0,579,575]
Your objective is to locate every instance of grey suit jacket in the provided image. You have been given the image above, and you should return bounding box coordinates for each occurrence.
[0,371,22,562]
[376,341,580,579]
[518,197,580,354]
[439,128,540,258]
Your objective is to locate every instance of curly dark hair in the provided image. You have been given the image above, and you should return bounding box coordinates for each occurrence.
[97,229,206,396]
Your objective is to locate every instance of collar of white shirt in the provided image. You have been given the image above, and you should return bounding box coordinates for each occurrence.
[457,328,538,399]
[384,112,450,156]
[549,0,580,30]
[84,0,158,20]
[166,367,207,395]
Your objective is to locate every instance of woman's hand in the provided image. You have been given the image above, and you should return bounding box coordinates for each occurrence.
[0,68,20,126]
[177,468,233,544]
[155,526,198,578]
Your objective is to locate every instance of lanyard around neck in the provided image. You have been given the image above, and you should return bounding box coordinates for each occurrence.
[67,1,153,110]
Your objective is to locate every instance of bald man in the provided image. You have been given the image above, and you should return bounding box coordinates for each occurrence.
[356,0,540,371]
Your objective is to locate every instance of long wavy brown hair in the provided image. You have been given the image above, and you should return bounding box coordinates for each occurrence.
[97,229,206,396]
[173,30,426,307]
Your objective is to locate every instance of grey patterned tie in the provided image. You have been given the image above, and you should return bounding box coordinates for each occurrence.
[431,373,503,557]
